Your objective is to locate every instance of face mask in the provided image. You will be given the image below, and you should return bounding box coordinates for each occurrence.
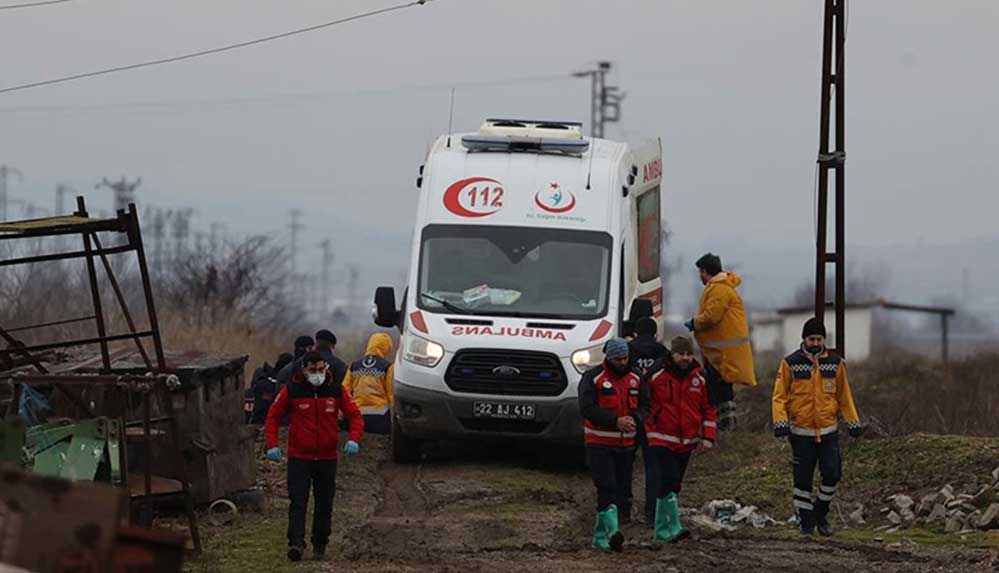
[307,372,326,387]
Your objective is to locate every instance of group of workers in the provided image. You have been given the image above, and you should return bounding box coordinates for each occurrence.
[579,253,863,551]
[246,330,396,562]
[257,252,864,561]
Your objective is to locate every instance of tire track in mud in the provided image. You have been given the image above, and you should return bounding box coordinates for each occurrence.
[337,442,996,572]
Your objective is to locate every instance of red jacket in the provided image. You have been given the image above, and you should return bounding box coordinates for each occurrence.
[578,365,649,448]
[264,370,364,460]
[644,360,717,452]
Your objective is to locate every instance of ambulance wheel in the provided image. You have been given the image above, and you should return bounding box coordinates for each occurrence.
[391,416,422,464]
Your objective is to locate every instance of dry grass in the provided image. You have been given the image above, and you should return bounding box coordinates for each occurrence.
[739,351,999,437]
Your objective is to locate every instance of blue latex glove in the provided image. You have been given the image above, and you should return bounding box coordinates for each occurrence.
[684,318,695,332]
[343,440,360,457]
[266,447,283,461]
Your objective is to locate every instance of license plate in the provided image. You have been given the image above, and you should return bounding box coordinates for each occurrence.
[473,401,536,420]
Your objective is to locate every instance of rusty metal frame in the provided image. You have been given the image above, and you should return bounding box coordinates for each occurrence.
[0,198,201,553]
[0,196,164,371]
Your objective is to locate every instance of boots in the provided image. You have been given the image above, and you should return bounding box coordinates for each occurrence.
[653,493,690,543]
[815,500,833,536]
[798,507,816,536]
[592,505,625,552]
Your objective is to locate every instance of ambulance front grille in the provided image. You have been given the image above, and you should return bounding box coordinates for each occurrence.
[444,349,567,397]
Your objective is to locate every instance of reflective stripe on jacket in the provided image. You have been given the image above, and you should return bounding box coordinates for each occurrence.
[577,365,649,448]
[264,371,364,460]
[693,272,757,386]
[644,359,718,452]
[771,346,861,442]
[344,333,395,415]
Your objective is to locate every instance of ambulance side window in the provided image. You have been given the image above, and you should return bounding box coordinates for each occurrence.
[637,186,661,283]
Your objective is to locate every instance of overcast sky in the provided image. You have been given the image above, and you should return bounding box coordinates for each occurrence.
[1,1,996,291]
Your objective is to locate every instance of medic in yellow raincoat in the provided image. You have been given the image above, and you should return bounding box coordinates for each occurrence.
[344,333,395,434]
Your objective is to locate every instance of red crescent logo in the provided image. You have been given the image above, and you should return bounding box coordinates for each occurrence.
[443,177,504,218]
[534,191,576,213]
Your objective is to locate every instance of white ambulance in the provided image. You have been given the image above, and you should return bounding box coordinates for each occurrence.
[374,119,663,462]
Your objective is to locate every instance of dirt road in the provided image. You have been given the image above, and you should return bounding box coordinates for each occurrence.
[331,438,997,572]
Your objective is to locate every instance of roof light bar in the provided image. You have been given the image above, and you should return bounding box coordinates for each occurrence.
[460,135,590,156]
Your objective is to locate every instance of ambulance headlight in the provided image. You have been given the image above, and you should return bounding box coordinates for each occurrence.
[403,335,445,368]
[571,344,605,374]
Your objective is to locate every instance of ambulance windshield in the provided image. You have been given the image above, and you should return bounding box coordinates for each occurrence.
[418,225,612,320]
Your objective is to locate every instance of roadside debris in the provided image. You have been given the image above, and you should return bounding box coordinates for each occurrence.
[863,469,999,534]
[698,499,778,530]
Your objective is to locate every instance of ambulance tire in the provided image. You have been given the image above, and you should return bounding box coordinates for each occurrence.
[391,415,422,464]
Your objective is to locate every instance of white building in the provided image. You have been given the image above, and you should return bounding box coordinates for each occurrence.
[751,299,954,362]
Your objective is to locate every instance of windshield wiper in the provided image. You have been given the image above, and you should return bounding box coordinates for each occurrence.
[419,292,470,315]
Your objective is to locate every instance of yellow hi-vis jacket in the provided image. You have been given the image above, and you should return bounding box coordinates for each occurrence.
[344,333,394,415]
[771,346,861,442]
[693,272,757,386]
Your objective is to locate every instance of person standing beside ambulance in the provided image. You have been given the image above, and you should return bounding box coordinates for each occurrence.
[685,253,756,431]
[344,333,395,434]
[578,338,650,552]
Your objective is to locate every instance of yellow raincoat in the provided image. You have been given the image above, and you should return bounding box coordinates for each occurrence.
[771,347,860,442]
[344,333,395,415]
[693,272,757,386]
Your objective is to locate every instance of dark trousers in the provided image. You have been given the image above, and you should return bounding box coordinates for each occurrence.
[287,458,338,549]
[652,447,692,498]
[790,433,841,525]
[362,412,391,435]
[587,445,635,512]
[704,362,736,429]
[638,427,659,518]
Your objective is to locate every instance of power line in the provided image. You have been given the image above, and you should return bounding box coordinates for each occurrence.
[0,0,72,10]
[0,0,435,96]
[0,73,569,114]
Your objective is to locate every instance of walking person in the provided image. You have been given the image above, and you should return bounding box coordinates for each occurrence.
[645,336,717,542]
[628,317,669,526]
[578,338,649,552]
[265,351,364,561]
[685,253,756,430]
[772,318,863,536]
[344,333,395,434]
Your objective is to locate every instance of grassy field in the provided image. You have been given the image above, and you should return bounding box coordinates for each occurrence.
[180,430,999,572]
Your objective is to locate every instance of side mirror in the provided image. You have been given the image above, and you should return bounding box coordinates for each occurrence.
[373,287,401,329]
[621,298,655,337]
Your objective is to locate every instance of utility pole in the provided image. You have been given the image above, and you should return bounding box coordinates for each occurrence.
[171,207,194,260]
[813,0,847,356]
[572,61,623,138]
[319,239,334,314]
[96,177,141,212]
[55,184,74,215]
[149,207,168,274]
[0,165,24,222]
[288,209,304,276]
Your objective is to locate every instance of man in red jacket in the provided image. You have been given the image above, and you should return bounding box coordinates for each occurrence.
[645,336,717,543]
[578,337,649,552]
[265,351,364,562]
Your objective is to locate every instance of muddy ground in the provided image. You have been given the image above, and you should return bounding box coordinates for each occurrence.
[322,437,999,573]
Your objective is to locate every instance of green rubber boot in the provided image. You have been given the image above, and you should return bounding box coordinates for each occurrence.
[653,497,673,542]
[665,493,690,543]
[591,509,610,551]
[604,504,625,552]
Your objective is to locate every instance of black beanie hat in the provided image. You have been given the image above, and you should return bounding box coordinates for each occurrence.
[315,329,337,346]
[635,317,658,338]
[695,253,723,275]
[275,352,294,371]
[802,317,827,339]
